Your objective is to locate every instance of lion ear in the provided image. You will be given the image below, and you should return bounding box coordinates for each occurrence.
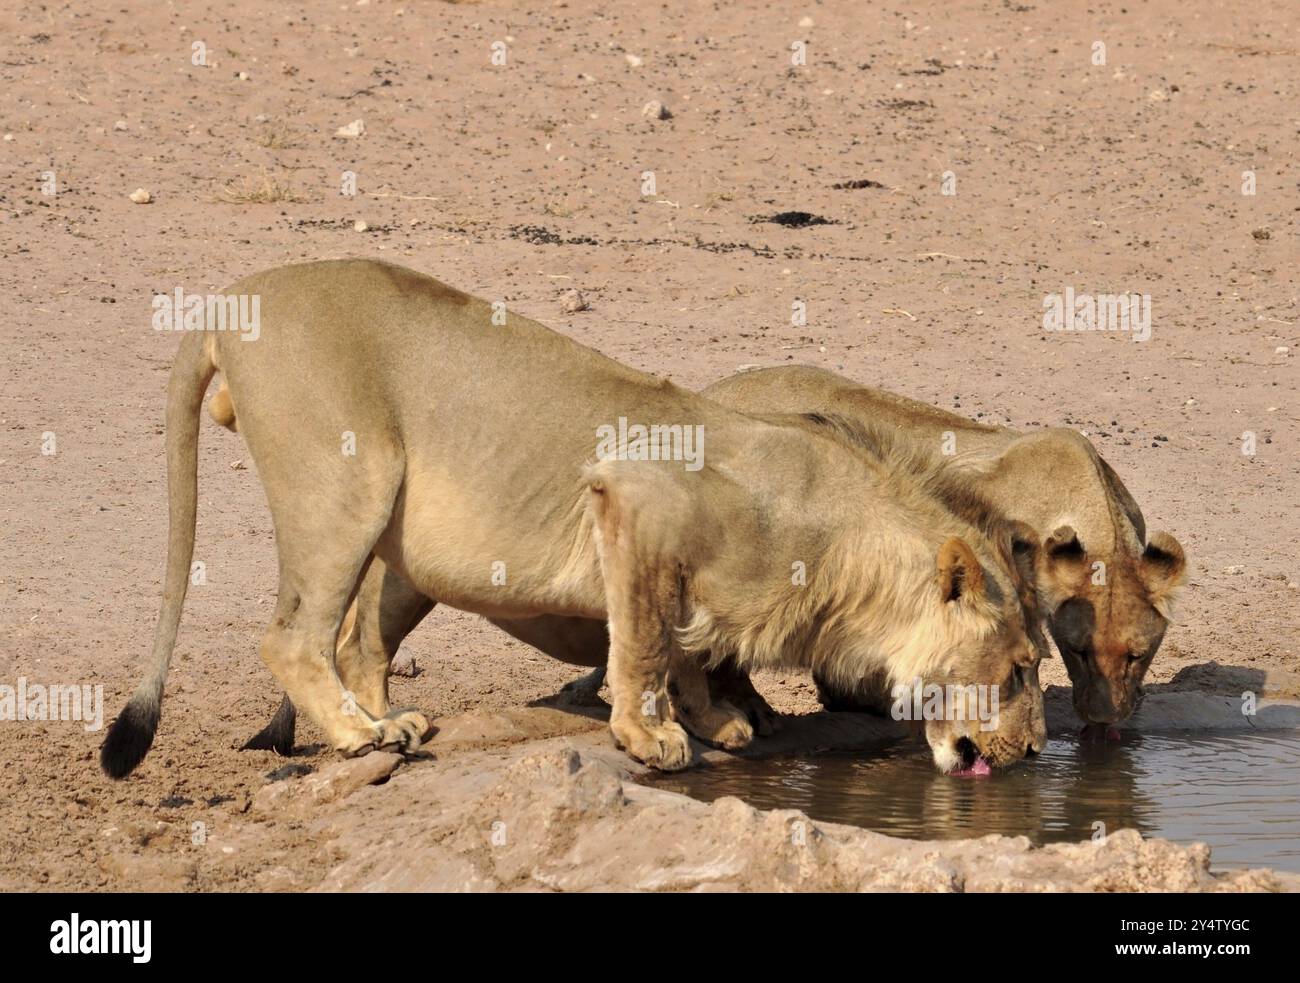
[936,537,985,604]
[1139,531,1187,619]
[1004,520,1041,591]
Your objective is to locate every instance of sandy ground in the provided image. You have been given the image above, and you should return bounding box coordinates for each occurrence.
[0,0,1296,891]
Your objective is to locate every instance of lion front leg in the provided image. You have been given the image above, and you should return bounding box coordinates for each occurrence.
[589,477,692,772]
[604,600,692,772]
[670,655,754,750]
[707,660,781,736]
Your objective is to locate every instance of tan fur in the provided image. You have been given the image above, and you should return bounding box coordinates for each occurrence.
[700,365,1188,724]
[109,259,1049,776]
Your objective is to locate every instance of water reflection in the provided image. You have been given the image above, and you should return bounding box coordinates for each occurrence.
[652,731,1300,871]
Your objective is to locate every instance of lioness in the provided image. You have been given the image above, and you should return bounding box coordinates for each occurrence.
[102,260,1046,777]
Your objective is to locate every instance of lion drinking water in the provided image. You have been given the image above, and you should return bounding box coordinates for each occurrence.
[103,260,1047,777]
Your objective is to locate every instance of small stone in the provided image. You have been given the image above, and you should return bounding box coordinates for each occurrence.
[641,100,671,120]
[390,648,418,677]
[799,16,814,27]
[237,71,250,80]
[113,120,128,131]
[625,53,643,67]
[128,188,152,204]
[1276,346,1289,354]
[1252,228,1271,240]
[353,220,369,233]
[229,459,246,470]
[1223,565,1244,575]
[560,289,589,313]
[2,134,13,142]
[335,119,365,138]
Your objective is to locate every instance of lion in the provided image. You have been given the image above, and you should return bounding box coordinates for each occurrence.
[102,259,1047,778]
[698,366,1188,725]
[246,361,1181,748]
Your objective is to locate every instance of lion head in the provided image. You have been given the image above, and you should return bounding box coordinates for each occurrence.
[1037,526,1187,724]
[912,524,1049,773]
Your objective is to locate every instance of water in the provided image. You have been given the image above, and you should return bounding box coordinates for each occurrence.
[651,731,1300,871]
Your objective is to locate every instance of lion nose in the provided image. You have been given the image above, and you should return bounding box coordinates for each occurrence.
[1024,743,1040,759]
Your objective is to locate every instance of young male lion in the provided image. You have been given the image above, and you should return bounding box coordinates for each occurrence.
[103,260,1046,778]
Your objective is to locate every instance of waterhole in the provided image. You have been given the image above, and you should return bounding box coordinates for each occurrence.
[651,731,1300,871]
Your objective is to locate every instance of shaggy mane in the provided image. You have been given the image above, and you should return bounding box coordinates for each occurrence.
[676,412,1018,692]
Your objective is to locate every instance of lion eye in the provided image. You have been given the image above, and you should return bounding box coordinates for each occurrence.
[1126,650,1142,663]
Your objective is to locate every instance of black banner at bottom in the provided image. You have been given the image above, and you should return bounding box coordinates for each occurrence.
[0,890,1281,969]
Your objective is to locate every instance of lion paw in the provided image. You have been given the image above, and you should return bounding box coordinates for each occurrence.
[681,700,754,750]
[338,709,429,758]
[612,718,692,771]
[377,708,430,752]
[735,695,781,738]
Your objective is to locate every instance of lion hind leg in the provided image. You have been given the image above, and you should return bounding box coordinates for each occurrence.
[244,557,435,751]
[242,694,297,755]
[557,665,608,706]
[336,557,435,718]
[256,459,429,757]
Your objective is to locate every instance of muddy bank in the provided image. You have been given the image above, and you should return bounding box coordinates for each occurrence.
[89,698,1300,893]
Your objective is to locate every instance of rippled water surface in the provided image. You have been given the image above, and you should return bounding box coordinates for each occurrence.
[651,732,1300,871]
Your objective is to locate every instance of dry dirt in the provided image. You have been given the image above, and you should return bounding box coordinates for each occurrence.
[0,0,1296,891]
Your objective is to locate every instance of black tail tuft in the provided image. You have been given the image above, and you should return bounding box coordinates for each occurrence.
[241,695,297,756]
[100,696,161,778]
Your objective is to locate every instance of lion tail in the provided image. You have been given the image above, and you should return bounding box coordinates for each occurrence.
[101,330,215,778]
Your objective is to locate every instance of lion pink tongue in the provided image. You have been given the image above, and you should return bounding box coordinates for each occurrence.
[952,757,992,777]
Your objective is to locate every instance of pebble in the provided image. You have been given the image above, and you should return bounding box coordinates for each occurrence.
[128,188,152,204]
[353,220,369,233]
[641,100,671,120]
[625,54,643,67]
[335,119,365,138]
[113,120,128,131]
[390,648,418,677]
[560,289,589,313]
